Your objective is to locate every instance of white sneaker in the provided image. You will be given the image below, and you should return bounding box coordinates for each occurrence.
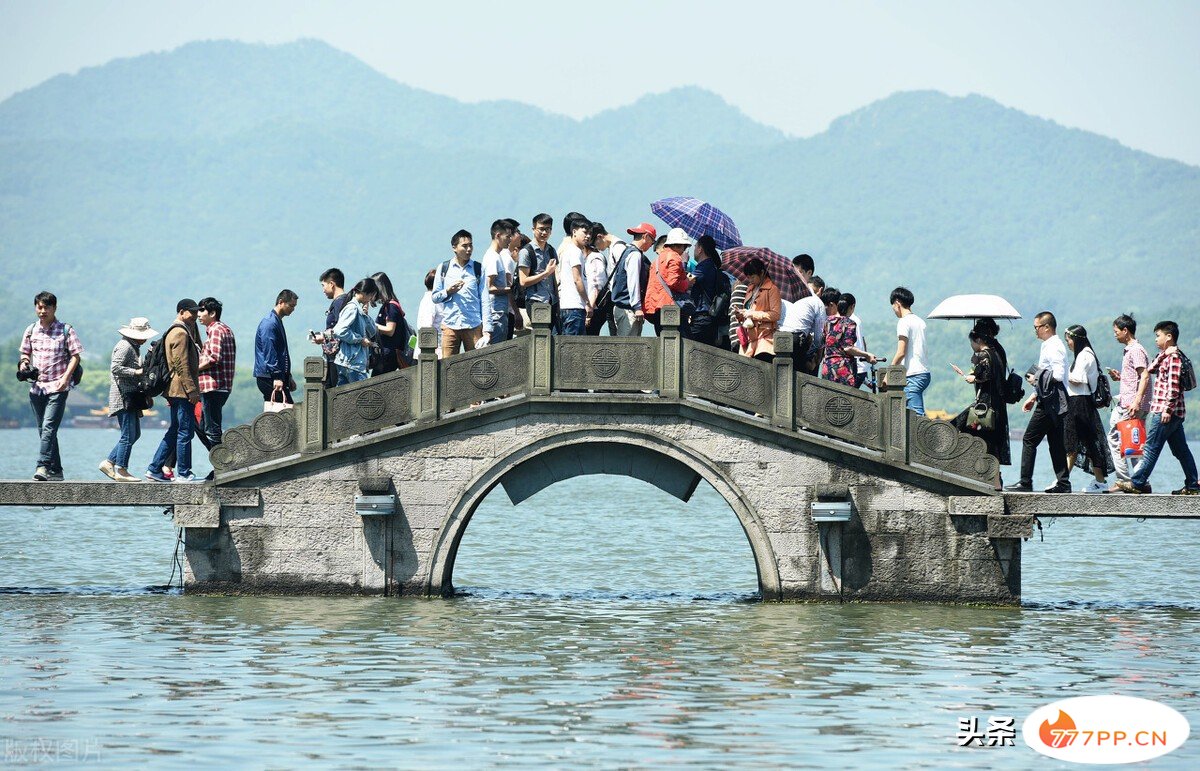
[1083,480,1109,494]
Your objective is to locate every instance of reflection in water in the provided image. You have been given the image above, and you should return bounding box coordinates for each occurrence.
[1,430,1199,765]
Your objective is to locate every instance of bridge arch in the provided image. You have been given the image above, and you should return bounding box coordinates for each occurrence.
[425,428,782,600]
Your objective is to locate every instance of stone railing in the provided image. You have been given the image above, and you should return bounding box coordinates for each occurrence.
[211,303,998,488]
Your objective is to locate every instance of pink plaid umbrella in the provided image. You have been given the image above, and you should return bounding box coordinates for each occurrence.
[721,246,811,302]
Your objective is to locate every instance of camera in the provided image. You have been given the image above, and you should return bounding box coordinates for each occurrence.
[16,363,40,382]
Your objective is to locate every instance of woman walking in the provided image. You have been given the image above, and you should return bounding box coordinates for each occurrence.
[1064,325,1113,493]
[951,329,1011,485]
[100,317,157,482]
[333,278,380,386]
[370,272,408,377]
[732,258,780,362]
[818,288,878,386]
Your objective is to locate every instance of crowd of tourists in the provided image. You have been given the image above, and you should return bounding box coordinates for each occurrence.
[13,211,1197,496]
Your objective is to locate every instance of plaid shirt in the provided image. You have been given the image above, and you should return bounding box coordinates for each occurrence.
[19,320,84,395]
[198,320,236,393]
[1148,350,1186,418]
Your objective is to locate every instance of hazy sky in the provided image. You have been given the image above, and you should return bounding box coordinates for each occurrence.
[2,0,1198,165]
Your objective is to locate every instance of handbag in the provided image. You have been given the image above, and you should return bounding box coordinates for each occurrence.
[967,402,996,431]
[263,387,292,413]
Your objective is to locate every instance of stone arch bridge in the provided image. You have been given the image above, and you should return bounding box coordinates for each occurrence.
[187,304,1030,603]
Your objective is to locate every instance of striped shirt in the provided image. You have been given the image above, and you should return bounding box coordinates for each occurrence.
[19,320,84,395]
[198,320,236,393]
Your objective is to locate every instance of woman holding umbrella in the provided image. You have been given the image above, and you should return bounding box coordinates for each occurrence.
[732,258,780,362]
[951,328,1010,486]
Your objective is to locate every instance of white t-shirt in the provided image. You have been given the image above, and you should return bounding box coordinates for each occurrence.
[557,243,588,310]
[416,290,444,358]
[1067,346,1099,397]
[585,250,608,303]
[778,299,802,333]
[897,312,929,376]
[482,247,510,317]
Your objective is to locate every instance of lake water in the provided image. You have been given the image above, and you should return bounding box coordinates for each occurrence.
[1,427,1197,767]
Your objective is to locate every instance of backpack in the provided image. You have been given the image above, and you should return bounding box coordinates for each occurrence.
[1004,369,1025,405]
[709,270,733,323]
[1092,368,1112,408]
[1180,351,1197,392]
[140,323,184,398]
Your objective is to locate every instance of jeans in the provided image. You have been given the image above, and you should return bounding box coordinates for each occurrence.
[107,409,141,469]
[150,397,195,477]
[1018,404,1070,487]
[904,372,931,416]
[560,308,586,336]
[29,390,68,473]
[1131,413,1199,489]
[336,366,368,386]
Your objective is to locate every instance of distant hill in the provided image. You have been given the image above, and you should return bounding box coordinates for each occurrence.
[1,39,1198,397]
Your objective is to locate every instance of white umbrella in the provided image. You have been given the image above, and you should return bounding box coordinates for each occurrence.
[927,294,1021,320]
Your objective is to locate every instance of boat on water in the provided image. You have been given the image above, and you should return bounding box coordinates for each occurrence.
[71,407,161,429]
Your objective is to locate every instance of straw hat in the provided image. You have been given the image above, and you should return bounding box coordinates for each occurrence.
[118,317,158,341]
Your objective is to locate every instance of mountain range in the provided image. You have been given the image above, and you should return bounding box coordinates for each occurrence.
[1,39,1198,390]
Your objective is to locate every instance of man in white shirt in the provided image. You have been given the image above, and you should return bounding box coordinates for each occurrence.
[1007,311,1071,493]
[842,293,871,389]
[792,275,828,372]
[556,219,592,335]
[889,286,930,415]
[480,219,515,346]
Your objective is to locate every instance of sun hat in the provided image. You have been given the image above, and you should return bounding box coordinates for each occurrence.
[626,222,658,240]
[119,317,158,341]
[664,227,693,247]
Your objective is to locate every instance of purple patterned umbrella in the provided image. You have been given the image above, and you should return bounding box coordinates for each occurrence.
[722,246,811,302]
[650,196,743,250]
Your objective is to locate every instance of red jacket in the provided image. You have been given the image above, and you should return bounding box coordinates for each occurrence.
[643,251,689,316]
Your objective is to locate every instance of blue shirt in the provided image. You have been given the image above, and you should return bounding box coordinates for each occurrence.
[431,259,483,330]
[253,310,291,380]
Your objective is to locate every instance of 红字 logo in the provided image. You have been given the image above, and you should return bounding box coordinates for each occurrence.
[1022,695,1189,764]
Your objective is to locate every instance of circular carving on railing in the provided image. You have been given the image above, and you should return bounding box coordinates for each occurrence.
[713,363,741,393]
[914,419,961,460]
[591,348,620,379]
[209,432,245,471]
[250,410,296,452]
[469,359,500,390]
[355,389,386,421]
[825,396,854,427]
[974,455,995,477]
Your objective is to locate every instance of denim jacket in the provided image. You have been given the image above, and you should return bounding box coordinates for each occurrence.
[332,301,377,373]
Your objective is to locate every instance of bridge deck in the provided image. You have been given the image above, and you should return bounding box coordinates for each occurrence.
[0,482,259,528]
[1003,492,1200,519]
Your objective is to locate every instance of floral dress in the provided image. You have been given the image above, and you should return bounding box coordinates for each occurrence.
[819,315,858,386]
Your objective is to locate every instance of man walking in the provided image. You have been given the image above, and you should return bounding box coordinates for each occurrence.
[481,219,515,346]
[196,297,235,453]
[611,223,655,337]
[18,291,83,481]
[1118,321,1199,495]
[310,268,349,387]
[889,287,930,415]
[254,290,298,407]
[432,229,484,356]
[1105,314,1152,489]
[147,299,202,483]
[1007,311,1071,493]
[517,213,559,332]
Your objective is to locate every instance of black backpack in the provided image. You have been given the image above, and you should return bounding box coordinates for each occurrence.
[1180,351,1197,392]
[1004,369,1026,405]
[139,323,184,398]
[1091,352,1113,409]
[709,270,733,322]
